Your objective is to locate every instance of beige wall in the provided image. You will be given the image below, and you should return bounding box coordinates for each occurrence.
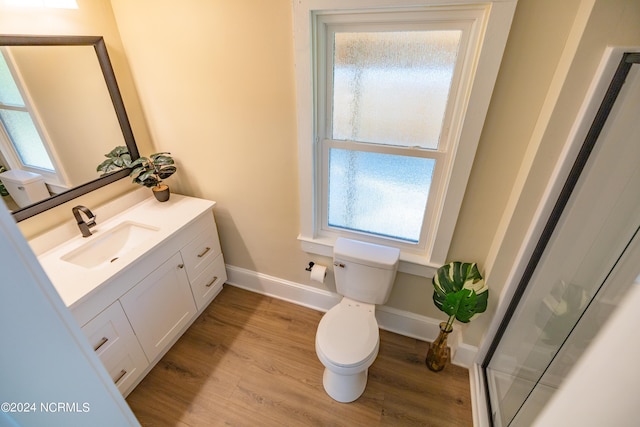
[457,0,584,344]
[2,0,638,349]
[109,0,314,285]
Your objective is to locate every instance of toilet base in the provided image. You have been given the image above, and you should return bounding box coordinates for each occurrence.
[322,367,368,403]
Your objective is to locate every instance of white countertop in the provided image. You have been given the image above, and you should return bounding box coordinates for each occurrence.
[33,190,215,308]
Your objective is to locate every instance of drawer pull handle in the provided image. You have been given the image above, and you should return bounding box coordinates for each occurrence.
[93,337,108,352]
[206,276,219,288]
[197,247,211,258]
[114,369,127,385]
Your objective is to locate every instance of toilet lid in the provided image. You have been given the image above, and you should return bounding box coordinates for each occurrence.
[316,302,379,367]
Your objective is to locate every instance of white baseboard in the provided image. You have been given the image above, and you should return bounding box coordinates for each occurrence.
[224,264,478,368]
[225,264,341,310]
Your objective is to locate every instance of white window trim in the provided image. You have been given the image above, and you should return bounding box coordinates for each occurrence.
[293,0,517,276]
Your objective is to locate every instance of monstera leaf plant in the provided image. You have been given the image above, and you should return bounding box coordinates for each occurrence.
[427,261,488,371]
[432,261,488,332]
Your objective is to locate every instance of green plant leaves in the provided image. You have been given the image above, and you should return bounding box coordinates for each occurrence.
[96,145,133,174]
[95,146,177,188]
[432,262,488,324]
[150,153,174,165]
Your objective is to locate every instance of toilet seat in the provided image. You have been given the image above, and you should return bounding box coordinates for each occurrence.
[316,299,379,368]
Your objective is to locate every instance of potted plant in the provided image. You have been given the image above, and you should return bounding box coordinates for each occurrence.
[426,261,488,371]
[97,146,177,202]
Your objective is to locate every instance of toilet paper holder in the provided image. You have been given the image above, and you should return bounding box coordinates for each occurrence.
[305,262,315,272]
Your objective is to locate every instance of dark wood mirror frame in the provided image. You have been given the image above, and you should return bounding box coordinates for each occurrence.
[0,35,139,222]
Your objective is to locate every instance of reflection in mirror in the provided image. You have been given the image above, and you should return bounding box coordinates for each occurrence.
[0,35,139,221]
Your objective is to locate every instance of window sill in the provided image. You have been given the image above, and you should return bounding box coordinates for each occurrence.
[298,234,439,278]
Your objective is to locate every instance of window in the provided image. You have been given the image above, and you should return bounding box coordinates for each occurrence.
[294,1,516,271]
[324,22,463,246]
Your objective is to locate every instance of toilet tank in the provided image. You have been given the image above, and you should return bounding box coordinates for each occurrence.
[0,170,50,208]
[333,238,400,305]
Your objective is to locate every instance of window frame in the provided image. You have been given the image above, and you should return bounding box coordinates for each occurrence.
[293,0,518,275]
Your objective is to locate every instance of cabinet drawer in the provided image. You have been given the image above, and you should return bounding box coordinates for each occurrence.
[181,224,221,281]
[100,341,146,395]
[82,303,124,356]
[191,253,227,311]
[81,301,148,395]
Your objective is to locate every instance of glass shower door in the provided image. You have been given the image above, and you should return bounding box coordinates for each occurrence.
[486,226,640,426]
[483,52,640,426]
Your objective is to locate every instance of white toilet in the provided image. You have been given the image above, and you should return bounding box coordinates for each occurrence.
[315,237,400,403]
[0,169,50,208]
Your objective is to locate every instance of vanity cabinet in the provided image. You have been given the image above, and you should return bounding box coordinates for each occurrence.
[70,204,227,397]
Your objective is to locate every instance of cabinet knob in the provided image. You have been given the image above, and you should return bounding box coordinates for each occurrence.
[177,263,184,269]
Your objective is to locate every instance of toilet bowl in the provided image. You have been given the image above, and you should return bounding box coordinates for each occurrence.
[315,238,400,403]
[315,297,379,402]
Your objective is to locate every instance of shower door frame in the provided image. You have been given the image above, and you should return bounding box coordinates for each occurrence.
[479,48,640,426]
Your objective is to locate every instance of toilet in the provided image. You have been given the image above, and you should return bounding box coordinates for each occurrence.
[315,237,400,403]
[0,169,50,208]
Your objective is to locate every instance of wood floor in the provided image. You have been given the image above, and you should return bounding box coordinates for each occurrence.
[126,285,473,426]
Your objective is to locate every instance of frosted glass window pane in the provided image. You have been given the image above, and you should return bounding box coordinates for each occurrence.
[0,110,53,170]
[332,31,461,149]
[328,148,434,242]
[0,53,24,106]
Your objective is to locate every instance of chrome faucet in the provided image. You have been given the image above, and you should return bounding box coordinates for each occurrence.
[72,205,96,237]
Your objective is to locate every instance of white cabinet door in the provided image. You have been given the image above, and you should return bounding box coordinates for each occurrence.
[120,252,197,362]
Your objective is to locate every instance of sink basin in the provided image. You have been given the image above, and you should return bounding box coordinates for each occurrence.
[61,221,160,269]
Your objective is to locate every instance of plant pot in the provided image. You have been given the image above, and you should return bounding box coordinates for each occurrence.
[152,184,170,202]
[426,322,452,372]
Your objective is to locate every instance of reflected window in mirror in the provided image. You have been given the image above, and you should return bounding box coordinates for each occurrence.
[0,48,63,188]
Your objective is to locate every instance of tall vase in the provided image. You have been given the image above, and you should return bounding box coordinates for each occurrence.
[426,322,453,372]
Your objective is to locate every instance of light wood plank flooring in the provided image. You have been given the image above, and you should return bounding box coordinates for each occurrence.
[127,285,473,426]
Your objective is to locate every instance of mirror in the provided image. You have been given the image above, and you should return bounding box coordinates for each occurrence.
[0,35,139,221]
